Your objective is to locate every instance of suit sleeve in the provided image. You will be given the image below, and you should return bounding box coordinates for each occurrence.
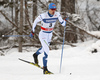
[57,12,66,26]
[32,15,42,32]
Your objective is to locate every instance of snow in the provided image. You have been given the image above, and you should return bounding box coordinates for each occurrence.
[89,31,100,38]
[27,1,33,5]
[72,14,81,22]
[0,40,100,80]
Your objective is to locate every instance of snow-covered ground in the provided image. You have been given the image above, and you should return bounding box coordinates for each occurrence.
[0,40,100,80]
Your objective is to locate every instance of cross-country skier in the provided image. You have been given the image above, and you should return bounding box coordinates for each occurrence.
[30,3,68,74]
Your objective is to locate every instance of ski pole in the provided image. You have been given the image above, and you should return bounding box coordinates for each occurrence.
[2,35,30,37]
[59,24,66,73]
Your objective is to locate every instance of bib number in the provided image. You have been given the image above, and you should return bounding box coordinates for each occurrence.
[49,23,52,27]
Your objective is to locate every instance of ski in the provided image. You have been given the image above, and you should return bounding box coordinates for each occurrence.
[18,58,43,69]
[18,58,54,74]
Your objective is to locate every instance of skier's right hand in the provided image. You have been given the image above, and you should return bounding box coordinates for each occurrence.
[30,31,34,38]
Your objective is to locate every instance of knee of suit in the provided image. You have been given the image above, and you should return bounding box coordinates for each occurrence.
[43,52,48,58]
[36,47,43,55]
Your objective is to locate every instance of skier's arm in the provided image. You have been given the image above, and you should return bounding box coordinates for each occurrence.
[30,15,42,38]
[57,12,66,27]
[32,15,42,32]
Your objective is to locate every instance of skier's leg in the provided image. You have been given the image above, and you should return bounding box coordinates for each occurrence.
[39,38,49,67]
[42,33,52,67]
[33,32,44,64]
[39,32,53,74]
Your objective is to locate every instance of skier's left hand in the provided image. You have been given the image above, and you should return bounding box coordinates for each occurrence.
[64,17,69,21]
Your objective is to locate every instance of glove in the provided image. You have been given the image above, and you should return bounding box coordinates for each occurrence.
[30,31,34,38]
[64,17,69,21]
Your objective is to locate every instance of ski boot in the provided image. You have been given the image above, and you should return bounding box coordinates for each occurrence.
[33,53,38,65]
[43,66,53,74]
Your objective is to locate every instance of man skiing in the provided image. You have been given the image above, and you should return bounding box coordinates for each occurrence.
[30,3,68,74]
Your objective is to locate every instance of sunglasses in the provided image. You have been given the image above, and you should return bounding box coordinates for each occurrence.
[51,8,56,10]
